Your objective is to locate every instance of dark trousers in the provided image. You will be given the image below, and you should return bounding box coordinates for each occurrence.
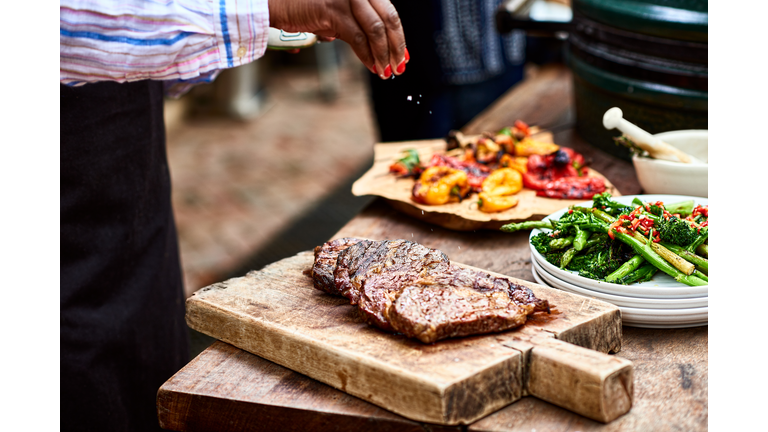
[61,81,189,431]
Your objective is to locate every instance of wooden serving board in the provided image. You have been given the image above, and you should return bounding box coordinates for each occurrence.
[351,139,620,231]
[186,249,633,426]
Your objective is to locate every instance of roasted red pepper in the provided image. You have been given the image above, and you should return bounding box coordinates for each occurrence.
[514,120,531,136]
[521,147,601,198]
[535,177,606,200]
[522,148,588,190]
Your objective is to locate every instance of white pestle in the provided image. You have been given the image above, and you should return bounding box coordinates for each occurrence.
[602,107,700,164]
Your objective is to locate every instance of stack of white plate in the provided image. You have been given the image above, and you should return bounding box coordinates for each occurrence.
[529,194,708,329]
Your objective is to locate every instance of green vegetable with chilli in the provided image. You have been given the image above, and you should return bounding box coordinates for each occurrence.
[500,192,708,286]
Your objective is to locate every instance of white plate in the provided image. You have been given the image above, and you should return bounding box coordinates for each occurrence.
[620,322,708,329]
[530,265,708,328]
[530,256,708,309]
[532,261,708,319]
[529,194,708,299]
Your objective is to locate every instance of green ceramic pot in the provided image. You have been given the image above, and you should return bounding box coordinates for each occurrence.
[573,0,708,42]
[569,0,707,161]
[570,55,707,160]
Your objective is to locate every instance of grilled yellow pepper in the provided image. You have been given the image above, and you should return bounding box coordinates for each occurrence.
[499,154,528,173]
[474,137,501,163]
[481,168,523,196]
[478,192,519,213]
[514,137,559,157]
[412,166,470,205]
[478,168,523,213]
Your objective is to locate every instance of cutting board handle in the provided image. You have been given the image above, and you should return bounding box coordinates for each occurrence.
[527,335,633,423]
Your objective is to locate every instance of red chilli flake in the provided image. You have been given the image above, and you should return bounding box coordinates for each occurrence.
[692,205,708,218]
[608,220,622,239]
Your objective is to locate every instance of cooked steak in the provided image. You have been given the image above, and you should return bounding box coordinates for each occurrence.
[311,237,366,295]
[312,238,551,343]
[427,265,551,314]
[387,265,550,343]
[333,239,450,330]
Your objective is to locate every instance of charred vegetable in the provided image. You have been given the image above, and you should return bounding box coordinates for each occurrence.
[411,166,471,205]
[477,168,524,213]
[521,148,605,199]
[389,149,423,178]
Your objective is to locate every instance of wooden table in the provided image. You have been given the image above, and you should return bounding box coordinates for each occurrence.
[157,65,708,432]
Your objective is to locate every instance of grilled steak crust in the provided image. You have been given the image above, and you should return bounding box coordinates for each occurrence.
[334,240,450,330]
[311,237,366,295]
[427,266,551,313]
[388,266,549,343]
[313,238,551,343]
[390,283,529,343]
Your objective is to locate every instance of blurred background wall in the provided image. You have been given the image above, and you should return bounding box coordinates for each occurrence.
[164,42,377,299]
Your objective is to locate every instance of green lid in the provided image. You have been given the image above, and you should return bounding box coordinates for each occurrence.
[573,0,708,42]
[569,55,708,110]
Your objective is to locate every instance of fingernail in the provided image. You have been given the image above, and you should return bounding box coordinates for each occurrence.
[397,59,406,74]
[404,48,410,62]
[384,64,392,79]
[372,64,377,74]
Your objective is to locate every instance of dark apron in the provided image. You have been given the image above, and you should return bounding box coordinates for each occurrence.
[61,81,189,431]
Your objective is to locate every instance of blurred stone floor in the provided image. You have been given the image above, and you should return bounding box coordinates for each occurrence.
[165,43,378,300]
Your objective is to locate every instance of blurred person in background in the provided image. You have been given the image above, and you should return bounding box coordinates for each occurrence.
[60,1,406,430]
[367,0,527,142]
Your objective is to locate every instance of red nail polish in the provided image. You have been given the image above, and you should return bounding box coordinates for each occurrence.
[384,64,392,78]
[372,64,377,74]
[404,48,410,62]
[397,59,406,74]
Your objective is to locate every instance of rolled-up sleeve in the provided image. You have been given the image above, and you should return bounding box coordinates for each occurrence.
[60,0,269,92]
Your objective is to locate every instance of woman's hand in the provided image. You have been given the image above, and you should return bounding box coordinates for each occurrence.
[268,0,408,79]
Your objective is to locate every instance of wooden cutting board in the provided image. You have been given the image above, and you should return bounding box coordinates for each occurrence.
[351,139,621,231]
[186,250,633,426]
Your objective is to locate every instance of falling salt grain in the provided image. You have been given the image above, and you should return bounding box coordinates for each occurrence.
[429,111,432,114]
[454,358,460,362]
[406,95,412,101]
[416,101,420,104]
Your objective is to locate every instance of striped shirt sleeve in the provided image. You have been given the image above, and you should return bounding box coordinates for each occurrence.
[60,0,269,96]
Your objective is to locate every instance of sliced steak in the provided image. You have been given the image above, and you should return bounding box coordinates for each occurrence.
[311,237,366,295]
[428,265,551,314]
[389,282,528,343]
[313,238,551,343]
[334,239,450,330]
[387,265,550,343]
